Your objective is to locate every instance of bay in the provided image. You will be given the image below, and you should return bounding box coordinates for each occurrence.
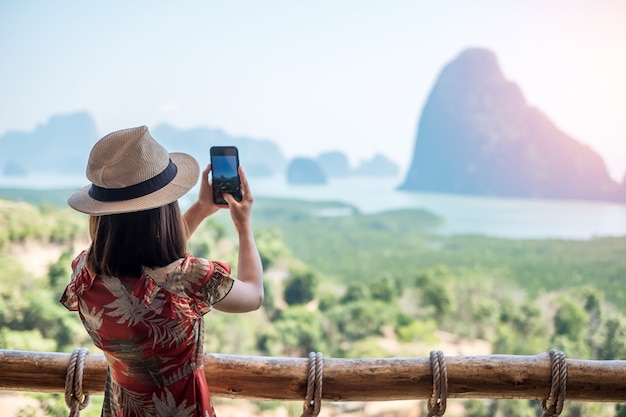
[248,175,626,240]
[1,173,625,240]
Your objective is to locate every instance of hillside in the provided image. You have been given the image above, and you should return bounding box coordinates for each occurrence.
[1,196,624,416]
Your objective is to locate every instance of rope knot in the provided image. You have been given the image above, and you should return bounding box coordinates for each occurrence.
[541,349,567,417]
[301,351,324,417]
[65,347,90,417]
[426,350,448,417]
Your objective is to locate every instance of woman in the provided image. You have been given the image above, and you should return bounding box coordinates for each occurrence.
[60,125,264,416]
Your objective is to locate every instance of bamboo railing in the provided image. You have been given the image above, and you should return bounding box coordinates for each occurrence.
[1,349,626,403]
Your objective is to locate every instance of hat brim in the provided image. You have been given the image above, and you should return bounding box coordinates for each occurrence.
[68,152,199,215]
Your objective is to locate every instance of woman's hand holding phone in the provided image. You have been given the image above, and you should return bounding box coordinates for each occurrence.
[210,146,242,205]
[223,166,253,234]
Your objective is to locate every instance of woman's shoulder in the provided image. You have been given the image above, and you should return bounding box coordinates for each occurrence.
[145,255,207,281]
[71,249,89,269]
[59,249,93,311]
[144,255,231,290]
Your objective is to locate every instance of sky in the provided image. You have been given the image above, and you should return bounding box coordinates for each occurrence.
[1,1,625,181]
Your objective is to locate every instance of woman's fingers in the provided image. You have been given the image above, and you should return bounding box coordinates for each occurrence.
[238,166,253,201]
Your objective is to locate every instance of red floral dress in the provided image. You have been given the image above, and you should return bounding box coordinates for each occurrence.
[60,250,234,417]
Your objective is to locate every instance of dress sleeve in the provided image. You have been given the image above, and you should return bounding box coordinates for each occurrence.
[59,250,91,311]
[180,256,234,315]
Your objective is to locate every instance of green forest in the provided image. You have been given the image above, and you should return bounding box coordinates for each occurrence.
[1,190,625,417]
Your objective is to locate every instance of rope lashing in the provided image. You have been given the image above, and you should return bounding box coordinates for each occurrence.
[64,347,90,417]
[541,349,567,417]
[426,350,448,417]
[301,351,324,417]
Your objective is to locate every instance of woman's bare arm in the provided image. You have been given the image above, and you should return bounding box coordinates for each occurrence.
[213,166,264,312]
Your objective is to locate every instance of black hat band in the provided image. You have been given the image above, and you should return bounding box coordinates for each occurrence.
[88,159,178,202]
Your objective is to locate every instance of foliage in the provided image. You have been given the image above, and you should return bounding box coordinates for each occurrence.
[599,317,626,360]
[415,267,453,324]
[254,202,444,284]
[17,393,104,417]
[341,282,369,304]
[16,393,67,417]
[464,399,490,417]
[491,399,537,417]
[462,399,614,417]
[254,228,290,269]
[616,403,626,417]
[187,217,227,259]
[0,200,86,249]
[283,264,319,306]
[317,287,340,312]
[48,248,74,293]
[204,310,264,355]
[327,300,397,345]
[252,198,626,309]
[0,281,88,351]
[396,318,438,344]
[565,402,615,417]
[3,196,624,360]
[553,297,588,341]
[0,188,75,207]
[261,278,278,317]
[0,254,29,294]
[343,336,391,358]
[260,306,328,357]
[369,275,398,302]
[0,328,57,351]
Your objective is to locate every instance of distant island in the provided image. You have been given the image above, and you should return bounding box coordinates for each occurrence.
[286,151,400,185]
[0,113,290,178]
[400,48,625,203]
[0,112,98,176]
[287,157,327,185]
[0,113,399,184]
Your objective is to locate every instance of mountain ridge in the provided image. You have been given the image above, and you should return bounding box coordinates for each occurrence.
[0,115,398,180]
[400,48,623,203]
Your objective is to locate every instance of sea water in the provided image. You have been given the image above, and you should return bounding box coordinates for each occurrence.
[2,173,625,240]
[248,175,626,240]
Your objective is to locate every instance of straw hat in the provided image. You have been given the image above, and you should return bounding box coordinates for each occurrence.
[68,125,199,215]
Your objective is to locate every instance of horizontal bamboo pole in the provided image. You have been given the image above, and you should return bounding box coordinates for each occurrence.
[1,349,626,402]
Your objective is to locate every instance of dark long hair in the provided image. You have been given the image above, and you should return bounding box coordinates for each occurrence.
[87,201,187,277]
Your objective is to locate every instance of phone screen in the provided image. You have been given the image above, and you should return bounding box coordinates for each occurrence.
[210,147,241,204]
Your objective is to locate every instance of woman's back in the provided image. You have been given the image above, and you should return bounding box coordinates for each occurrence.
[62,126,263,416]
[62,251,234,416]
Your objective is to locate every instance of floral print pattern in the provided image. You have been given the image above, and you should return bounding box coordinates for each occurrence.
[61,250,234,417]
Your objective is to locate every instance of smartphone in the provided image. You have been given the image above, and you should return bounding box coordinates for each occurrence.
[210,146,242,204]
